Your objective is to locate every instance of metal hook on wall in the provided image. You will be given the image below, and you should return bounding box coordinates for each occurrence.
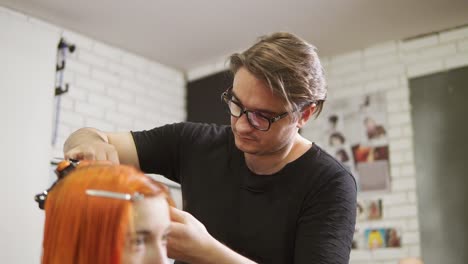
[52,38,76,146]
[54,38,76,96]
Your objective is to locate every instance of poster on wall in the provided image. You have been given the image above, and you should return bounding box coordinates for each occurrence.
[316,92,391,193]
[364,227,402,249]
[357,199,383,221]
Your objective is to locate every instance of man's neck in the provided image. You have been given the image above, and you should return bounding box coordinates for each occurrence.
[244,135,312,175]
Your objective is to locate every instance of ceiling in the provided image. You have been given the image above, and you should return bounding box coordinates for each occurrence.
[2,0,468,72]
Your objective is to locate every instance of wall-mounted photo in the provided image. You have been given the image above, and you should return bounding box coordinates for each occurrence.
[365,228,386,249]
[357,199,383,221]
[364,227,402,249]
[352,145,390,192]
[316,92,391,193]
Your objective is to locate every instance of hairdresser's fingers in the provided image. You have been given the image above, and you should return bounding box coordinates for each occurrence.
[167,221,200,260]
[106,150,120,164]
[168,222,185,239]
[170,207,188,224]
[75,159,112,169]
[167,222,187,251]
[170,208,209,236]
[65,143,119,163]
[82,149,97,160]
[91,160,113,165]
[166,224,185,261]
[95,150,107,161]
[64,148,81,160]
[167,213,212,263]
[64,149,80,160]
[65,147,96,161]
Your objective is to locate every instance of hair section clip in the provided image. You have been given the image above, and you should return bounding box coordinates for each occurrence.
[86,189,144,201]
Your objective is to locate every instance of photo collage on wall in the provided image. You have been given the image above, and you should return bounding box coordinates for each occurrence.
[317,91,391,193]
[315,91,401,250]
[351,198,402,250]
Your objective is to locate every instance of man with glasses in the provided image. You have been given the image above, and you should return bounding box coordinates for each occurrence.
[64,32,357,264]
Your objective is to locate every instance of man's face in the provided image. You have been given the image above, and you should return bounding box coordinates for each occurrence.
[121,196,171,264]
[230,67,300,156]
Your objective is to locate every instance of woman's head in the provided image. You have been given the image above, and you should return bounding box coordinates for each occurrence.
[42,163,174,264]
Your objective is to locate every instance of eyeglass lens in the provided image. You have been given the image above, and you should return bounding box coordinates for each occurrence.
[225,98,270,130]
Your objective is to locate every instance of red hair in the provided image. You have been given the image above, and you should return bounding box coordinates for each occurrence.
[42,164,174,264]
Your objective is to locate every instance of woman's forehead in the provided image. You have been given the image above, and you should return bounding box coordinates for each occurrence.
[132,197,170,231]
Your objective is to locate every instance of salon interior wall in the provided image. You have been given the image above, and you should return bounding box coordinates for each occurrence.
[0,9,59,263]
[187,25,468,264]
[0,6,185,262]
[306,25,468,264]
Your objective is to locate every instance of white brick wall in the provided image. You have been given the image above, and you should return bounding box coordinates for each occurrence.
[185,24,468,264]
[313,26,468,264]
[48,22,185,157]
[0,7,186,162]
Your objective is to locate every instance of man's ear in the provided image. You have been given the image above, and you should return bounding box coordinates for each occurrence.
[297,103,316,128]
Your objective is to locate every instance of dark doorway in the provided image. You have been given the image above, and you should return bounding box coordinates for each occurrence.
[186,70,232,125]
[409,66,468,264]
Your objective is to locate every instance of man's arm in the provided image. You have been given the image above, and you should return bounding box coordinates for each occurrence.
[169,207,257,264]
[294,171,357,264]
[65,127,256,263]
[64,127,140,169]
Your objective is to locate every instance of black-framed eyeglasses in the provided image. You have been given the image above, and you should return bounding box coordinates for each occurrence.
[221,89,289,131]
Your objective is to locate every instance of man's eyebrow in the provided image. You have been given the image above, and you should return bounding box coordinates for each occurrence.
[230,90,277,114]
[230,90,241,102]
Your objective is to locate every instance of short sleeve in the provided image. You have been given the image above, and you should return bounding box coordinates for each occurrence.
[131,123,188,183]
[294,171,357,264]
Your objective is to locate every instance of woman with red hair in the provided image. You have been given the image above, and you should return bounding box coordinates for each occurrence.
[39,161,174,264]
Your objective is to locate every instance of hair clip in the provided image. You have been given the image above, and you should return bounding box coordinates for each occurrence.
[34,159,80,210]
[55,159,80,179]
[86,189,144,201]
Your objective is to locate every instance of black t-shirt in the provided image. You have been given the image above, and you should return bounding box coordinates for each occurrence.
[132,122,357,264]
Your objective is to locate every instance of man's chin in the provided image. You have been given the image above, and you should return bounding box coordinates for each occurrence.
[234,140,259,155]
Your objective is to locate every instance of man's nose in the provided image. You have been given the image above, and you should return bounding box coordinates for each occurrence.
[235,112,254,132]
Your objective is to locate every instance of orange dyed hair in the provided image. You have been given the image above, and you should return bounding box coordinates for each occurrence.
[42,164,174,264]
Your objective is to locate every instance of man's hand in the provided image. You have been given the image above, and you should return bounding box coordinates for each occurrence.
[65,141,120,164]
[63,128,139,167]
[168,207,257,264]
[167,207,214,263]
